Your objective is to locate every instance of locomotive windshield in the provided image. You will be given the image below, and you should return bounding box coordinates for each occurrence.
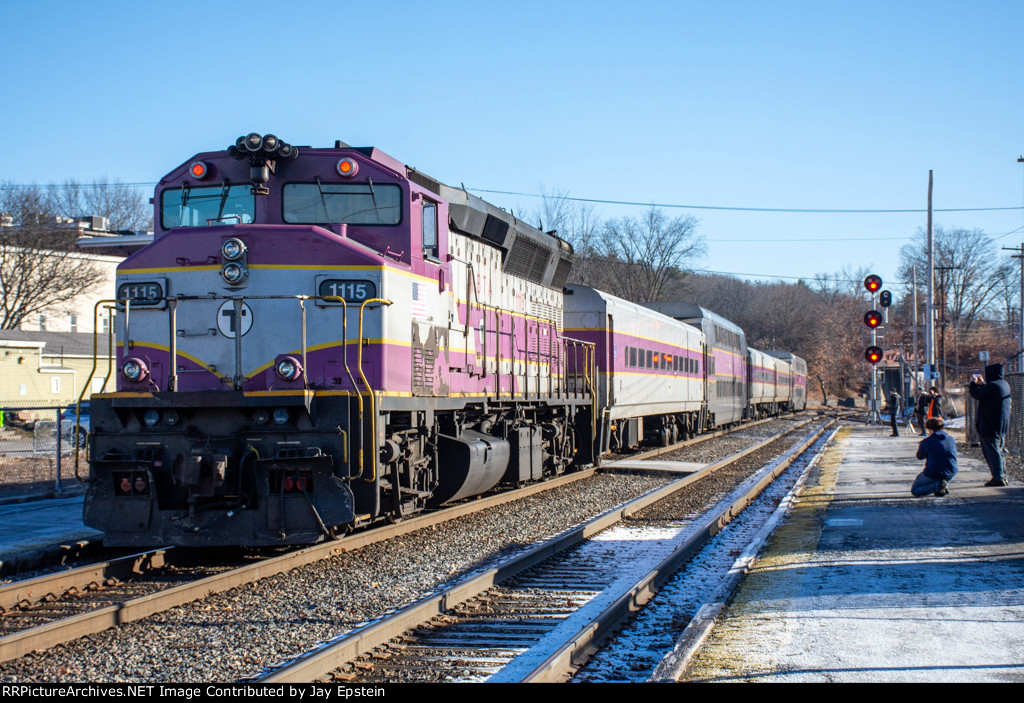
[283,182,402,225]
[161,184,255,228]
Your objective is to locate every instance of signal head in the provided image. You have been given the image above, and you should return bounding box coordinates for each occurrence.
[879,290,892,308]
[864,274,882,293]
[865,346,883,364]
[864,310,883,328]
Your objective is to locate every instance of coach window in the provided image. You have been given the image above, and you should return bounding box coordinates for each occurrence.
[422,200,438,258]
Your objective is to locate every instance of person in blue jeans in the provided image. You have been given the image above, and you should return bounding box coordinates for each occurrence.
[912,417,958,497]
[969,363,1012,487]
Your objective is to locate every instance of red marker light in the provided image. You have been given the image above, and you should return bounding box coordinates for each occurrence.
[190,161,209,179]
[336,158,358,177]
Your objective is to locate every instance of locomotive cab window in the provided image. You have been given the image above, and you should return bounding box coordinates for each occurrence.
[421,200,438,258]
[161,184,255,229]
[283,182,402,225]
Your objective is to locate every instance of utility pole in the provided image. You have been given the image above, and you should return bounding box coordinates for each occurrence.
[926,171,936,388]
[1001,242,1024,372]
[933,264,961,392]
[913,266,919,395]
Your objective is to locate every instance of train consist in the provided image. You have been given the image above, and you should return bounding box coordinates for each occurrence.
[83,134,806,547]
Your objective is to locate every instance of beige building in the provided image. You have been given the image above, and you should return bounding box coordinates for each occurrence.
[0,330,114,407]
[2,224,151,407]
[15,220,144,336]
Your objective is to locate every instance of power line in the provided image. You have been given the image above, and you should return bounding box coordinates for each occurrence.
[708,235,913,243]
[0,182,158,190]
[3,182,1023,215]
[691,267,858,282]
[466,187,1024,214]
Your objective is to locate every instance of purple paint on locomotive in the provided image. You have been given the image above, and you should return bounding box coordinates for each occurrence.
[89,134,597,547]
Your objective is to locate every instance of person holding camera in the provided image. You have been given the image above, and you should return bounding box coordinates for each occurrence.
[912,417,958,497]
[970,364,1012,487]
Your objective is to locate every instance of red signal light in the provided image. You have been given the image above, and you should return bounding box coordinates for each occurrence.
[864,274,882,293]
[864,310,883,328]
[865,346,883,364]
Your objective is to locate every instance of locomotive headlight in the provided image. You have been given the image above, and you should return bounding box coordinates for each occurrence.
[273,408,290,425]
[164,410,180,426]
[122,357,149,383]
[143,409,160,427]
[275,356,303,381]
[222,262,248,285]
[252,409,270,425]
[221,238,246,261]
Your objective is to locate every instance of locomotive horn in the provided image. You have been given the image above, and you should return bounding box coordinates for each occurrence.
[262,134,280,153]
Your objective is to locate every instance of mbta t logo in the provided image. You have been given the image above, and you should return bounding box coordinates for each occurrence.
[217,301,254,338]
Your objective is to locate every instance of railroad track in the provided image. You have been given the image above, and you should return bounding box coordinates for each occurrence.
[0,413,813,675]
[255,417,832,683]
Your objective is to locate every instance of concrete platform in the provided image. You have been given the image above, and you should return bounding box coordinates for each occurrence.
[0,495,103,574]
[685,424,1024,683]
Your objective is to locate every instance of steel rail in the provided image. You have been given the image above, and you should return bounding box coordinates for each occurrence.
[518,419,834,683]
[0,414,807,667]
[0,466,597,665]
[257,417,821,683]
[0,549,169,613]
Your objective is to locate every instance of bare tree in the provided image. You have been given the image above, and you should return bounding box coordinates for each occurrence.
[0,184,104,329]
[534,188,607,289]
[598,207,704,302]
[898,226,1012,378]
[49,178,152,232]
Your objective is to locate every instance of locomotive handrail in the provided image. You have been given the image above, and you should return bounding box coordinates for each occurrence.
[355,297,393,483]
[119,293,387,392]
[75,299,120,481]
[321,295,360,475]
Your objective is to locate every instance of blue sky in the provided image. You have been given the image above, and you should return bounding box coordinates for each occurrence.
[3,1,1022,290]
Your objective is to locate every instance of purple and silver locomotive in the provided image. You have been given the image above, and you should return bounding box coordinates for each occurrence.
[84,134,596,546]
[84,133,807,548]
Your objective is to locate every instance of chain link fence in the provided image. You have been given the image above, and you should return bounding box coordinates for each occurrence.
[0,402,88,500]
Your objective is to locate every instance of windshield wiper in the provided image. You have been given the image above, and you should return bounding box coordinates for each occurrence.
[179,182,191,227]
[314,177,330,220]
[366,177,382,224]
[215,179,231,222]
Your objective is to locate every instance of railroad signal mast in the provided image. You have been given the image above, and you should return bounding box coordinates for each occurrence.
[863,274,885,423]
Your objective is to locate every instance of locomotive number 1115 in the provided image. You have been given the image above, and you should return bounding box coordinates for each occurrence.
[317,279,377,303]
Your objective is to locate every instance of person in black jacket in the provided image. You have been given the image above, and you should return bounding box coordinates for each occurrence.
[888,390,901,437]
[912,417,958,496]
[969,363,1012,487]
